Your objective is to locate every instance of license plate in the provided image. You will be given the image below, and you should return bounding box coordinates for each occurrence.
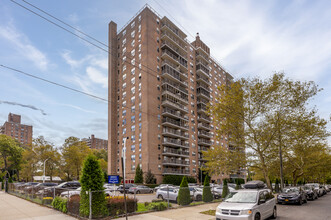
[285,199,289,201]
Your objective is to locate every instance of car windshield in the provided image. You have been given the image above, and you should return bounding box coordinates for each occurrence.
[224,191,257,203]
[303,186,311,190]
[283,188,299,193]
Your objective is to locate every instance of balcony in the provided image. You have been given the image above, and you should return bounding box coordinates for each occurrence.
[196,75,210,85]
[197,114,211,123]
[163,137,189,148]
[162,61,188,80]
[162,107,188,121]
[163,168,190,175]
[197,103,207,113]
[163,159,190,166]
[198,122,211,130]
[160,19,187,43]
[161,30,187,54]
[197,88,210,100]
[198,130,212,138]
[162,78,188,94]
[163,148,190,157]
[161,49,187,71]
[162,127,189,139]
[162,96,188,113]
[162,117,188,130]
[162,84,188,104]
[196,83,209,91]
[196,51,209,63]
[196,46,209,57]
[198,146,209,152]
[196,63,209,78]
[198,138,212,146]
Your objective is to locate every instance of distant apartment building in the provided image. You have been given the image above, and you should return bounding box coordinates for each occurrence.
[108,5,234,183]
[83,134,108,150]
[1,113,33,145]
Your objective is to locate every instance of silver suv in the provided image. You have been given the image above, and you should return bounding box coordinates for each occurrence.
[216,189,277,220]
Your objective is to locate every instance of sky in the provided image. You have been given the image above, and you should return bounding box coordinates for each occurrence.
[0,0,330,147]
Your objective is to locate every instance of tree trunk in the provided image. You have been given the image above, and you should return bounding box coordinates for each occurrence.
[259,152,272,189]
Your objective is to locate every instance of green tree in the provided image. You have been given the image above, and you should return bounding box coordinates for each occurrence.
[177,176,190,205]
[202,175,213,202]
[20,145,38,181]
[80,154,107,217]
[134,165,143,184]
[0,135,23,179]
[208,73,324,189]
[145,169,156,184]
[222,179,229,198]
[61,137,91,180]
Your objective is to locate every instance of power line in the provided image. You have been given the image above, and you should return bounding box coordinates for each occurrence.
[0,64,163,119]
[12,0,163,82]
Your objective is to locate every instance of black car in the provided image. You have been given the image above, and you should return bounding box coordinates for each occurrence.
[277,187,307,205]
[25,182,58,194]
[118,184,136,193]
[302,185,318,200]
[42,181,81,197]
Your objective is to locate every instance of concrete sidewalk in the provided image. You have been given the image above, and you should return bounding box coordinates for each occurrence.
[0,191,76,220]
[117,202,218,220]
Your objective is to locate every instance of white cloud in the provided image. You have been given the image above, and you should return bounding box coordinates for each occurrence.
[86,66,108,88]
[0,23,49,70]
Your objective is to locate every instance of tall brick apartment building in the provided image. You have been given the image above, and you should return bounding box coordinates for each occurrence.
[1,113,33,145]
[108,5,233,183]
[83,134,108,150]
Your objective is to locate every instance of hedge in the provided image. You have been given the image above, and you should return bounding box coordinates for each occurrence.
[163,175,197,185]
[107,196,137,216]
[52,196,68,213]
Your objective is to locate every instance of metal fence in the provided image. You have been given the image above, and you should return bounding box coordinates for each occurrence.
[7,184,223,219]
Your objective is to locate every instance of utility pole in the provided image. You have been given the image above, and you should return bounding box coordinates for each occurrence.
[43,158,50,183]
[279,145,284,191]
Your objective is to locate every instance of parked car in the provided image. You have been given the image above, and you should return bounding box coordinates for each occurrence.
[277,187,307,205]
[305,183,324,197]
[216,188,277,220]
[319,185,327,195]
[103,183,119,191]
[154,184,175,192]
[25,182,58,194]
[118,184,136,193]
[128,185,154,194]
[211,185,235,195]
[18,182,39,191]
[302,185,318,200]
[156,187,179,202]
[324,185,331,192]
[42,181,81,197]
[60,187,113,198]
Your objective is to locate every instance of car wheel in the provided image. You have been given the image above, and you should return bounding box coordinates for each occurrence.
[305,197,308,203]
[136,190,140,194]
[254,213,261,220]
[271,206,277,219]
[150,190,154,194]
[196,195,202,201]
[298,198,303,205]
[157,194,163,200]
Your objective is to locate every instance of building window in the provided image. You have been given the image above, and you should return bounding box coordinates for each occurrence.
[131,39,135,47]
[139,153,142,160]
[131,68,135,75]
[131,106,135,113]
[131,30,135,38]
[131,77,135,84]
[139,112,142,120]
[122,118,126,126]
[139,123,142,130]
[131,144,135,151]
[139,143,142,150]
[131,21,135,28]
[122,109,126,116]
[123,65,127,72]
[122,74,127,80]
[131,135,135,142]
[131,155,135,161]
[131,49,135,57]
[131,58,135,65]
[123,128,126,134]
[131,115,135,122]
[122,100,126,107]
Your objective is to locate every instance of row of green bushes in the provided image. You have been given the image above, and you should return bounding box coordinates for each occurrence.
[163,175,197,185]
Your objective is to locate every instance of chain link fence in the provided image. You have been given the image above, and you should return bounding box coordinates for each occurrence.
[7,183,223,219]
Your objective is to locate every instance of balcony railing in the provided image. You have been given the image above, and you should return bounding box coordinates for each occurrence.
[198,146,209,152]
[161,49,188,69]
[162,107,188,121]
[162,117,188,129]
[197,104,207,112]
[162,96,188,112]
[163,168,190,175]
[196,63,210,76]
[161,31,187,52]
[162,84,188,103]
[162,78,188,94]
[198,138,212,146]
[196,75,210,85]
[162,127,189,139]
[197,88,210,99]
[197,114,211,123]
[198,122,211,130]
[163,137,189,148]
[196,51,209,63]
[198,130,212,138]
[163,159,190,166]
[163,148,190,156]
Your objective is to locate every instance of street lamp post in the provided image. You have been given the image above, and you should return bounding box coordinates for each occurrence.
[121,137,129,220]
[43,158,50,183]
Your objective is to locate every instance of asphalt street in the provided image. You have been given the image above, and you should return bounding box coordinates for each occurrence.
[276,193,331,220]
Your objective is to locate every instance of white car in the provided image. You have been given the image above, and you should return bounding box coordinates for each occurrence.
[216,189,277,220]
[60,187,81,198]
[103,183,119,191]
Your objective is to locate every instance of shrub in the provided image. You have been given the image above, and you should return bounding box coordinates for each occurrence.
[79,154,108,218]
[145,169,156,184]
[187,176,197,183]
[106,196,137,216]
[222,179,229,198]
[177,176,191,205]
[163,175,196,185]
[147,202,168,211]
[134,165,144,184]
[52,196,67,213]
[202,175,213,202]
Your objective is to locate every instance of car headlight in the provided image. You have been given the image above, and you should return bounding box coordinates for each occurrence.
[241,210,252,215]
[216,206,222,213]
[277,195,282,198]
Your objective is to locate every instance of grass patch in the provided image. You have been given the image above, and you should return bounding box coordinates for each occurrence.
[200,209,216,216]
[137,203,149,212]
[190,201,205,206]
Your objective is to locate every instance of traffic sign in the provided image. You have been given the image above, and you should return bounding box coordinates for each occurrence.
[108,175,120,184]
